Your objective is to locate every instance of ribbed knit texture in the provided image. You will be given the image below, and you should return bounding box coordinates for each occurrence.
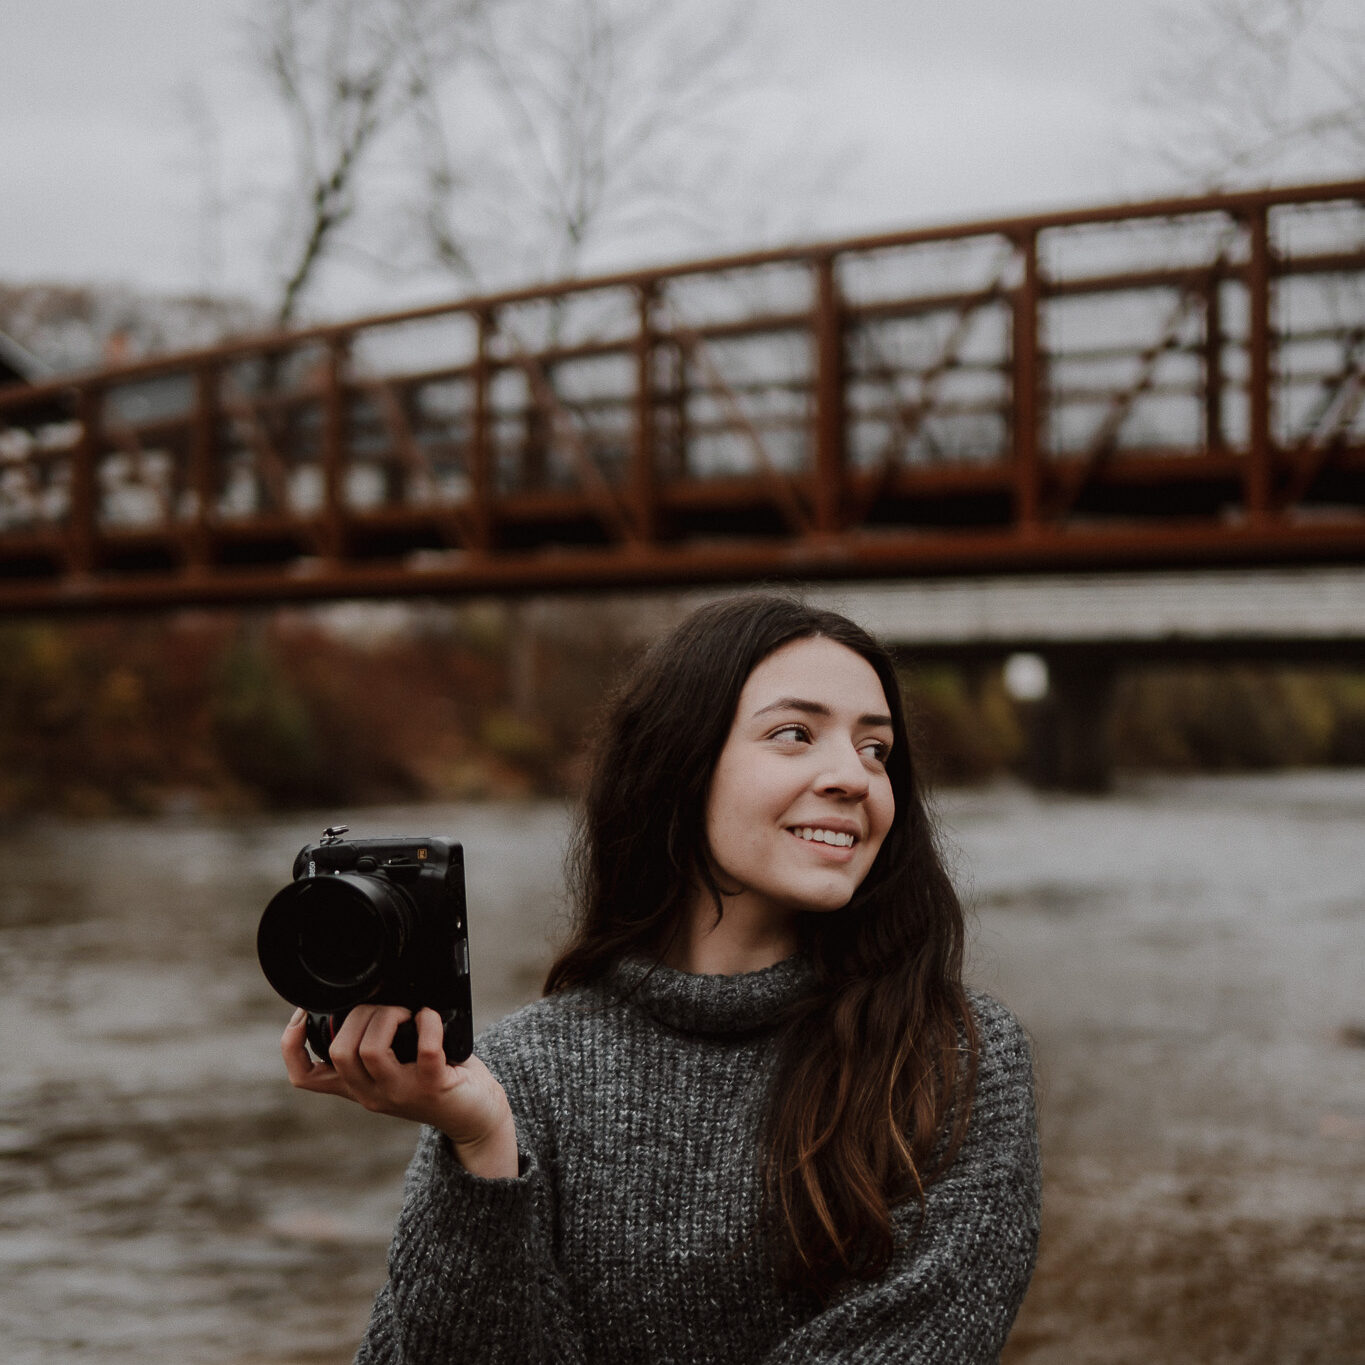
[355,958,1040,1364]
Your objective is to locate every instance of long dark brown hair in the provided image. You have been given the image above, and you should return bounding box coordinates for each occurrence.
[544,593,978,1299]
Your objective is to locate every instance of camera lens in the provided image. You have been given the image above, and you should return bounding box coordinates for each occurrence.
[257,872,413,1012]
[295,889,385,988]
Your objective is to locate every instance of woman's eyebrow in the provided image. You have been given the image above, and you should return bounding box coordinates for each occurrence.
[753,697,893,728]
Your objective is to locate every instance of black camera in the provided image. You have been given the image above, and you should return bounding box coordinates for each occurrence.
[257,826,473,1066]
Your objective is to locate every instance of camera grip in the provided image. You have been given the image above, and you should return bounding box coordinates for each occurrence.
[306,1009,473,1066]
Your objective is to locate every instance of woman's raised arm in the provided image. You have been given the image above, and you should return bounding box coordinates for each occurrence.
[343,1009,588,1365]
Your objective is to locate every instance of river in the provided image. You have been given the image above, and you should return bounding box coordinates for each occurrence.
[0,773,1361,1364]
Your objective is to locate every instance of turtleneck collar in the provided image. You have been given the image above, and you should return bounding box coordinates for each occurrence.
[606,954,816,1036]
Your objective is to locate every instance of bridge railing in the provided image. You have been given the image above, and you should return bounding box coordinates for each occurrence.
[1,178,1363,608]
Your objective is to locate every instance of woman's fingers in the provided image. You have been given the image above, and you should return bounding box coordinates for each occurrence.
[329,1005,410,1099]
[281,1008,348,1095]
[339,1008,470,1125]
[413,1008,451,1085]
[280,1007,311,1080]
[279,1005,506,1141]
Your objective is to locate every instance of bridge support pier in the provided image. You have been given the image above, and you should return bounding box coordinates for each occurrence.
[1021,654,1117,794]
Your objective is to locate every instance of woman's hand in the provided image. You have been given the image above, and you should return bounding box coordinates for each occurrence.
[281,1006,520,1179]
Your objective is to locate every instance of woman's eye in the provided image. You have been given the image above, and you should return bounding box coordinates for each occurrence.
[860,740,891,763]
[770,723,810,743]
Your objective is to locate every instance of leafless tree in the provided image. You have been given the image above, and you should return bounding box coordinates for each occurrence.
[407,0,775,290]
[249,0,475,328]
[231,0,843,326]
[1140,0,1365,187]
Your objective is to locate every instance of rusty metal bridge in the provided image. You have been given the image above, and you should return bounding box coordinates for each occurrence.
[2,178,1365,614]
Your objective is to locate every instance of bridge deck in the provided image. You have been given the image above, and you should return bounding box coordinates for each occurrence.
[2,180,1365,612]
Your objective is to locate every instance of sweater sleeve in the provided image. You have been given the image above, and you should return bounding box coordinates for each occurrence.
[354,1010,586,1365]
[757,995,1042,1365]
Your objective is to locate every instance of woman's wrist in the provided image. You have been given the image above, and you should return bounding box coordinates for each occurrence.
[449,1111,520,1180]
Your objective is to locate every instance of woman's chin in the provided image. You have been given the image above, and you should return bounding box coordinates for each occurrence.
[783,885,860,916]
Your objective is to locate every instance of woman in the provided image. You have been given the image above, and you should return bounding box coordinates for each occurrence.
[282,593,1041,1363]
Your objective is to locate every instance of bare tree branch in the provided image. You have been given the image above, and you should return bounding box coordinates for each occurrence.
[248,0,475,328]
[413,0,780,288]
[215,0,851,320]
[1139,0,1364,188]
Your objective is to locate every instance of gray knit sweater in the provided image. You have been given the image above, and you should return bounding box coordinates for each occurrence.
[355,956,1041,1364]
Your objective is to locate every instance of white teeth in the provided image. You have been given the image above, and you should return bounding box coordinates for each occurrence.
[793,827,855,847]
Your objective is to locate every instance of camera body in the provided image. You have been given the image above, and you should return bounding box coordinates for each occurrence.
[257,828,473,1065]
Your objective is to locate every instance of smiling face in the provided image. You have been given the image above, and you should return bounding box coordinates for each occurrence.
[698,636,897,939]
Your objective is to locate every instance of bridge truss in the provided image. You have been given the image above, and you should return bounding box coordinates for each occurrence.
[1,179,1364,612]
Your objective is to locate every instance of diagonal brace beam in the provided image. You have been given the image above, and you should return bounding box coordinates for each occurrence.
[664,310,812,536]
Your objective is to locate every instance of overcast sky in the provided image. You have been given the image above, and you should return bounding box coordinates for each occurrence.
[0,0,1227,317]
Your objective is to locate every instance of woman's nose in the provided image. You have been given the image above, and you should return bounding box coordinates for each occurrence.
[816,741,870,796]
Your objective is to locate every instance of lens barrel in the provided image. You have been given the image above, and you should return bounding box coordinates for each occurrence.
[257,872,414,1013]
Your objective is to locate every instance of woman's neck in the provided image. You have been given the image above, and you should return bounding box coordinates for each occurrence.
[666,894,798,976]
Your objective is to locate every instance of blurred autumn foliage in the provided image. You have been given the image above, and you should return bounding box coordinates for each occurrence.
[2,608,1364,819]
[0,609,567,817]
[1112,666,1365,771]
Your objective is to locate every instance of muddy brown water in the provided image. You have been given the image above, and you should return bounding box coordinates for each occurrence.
[0,775,1361,1364]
